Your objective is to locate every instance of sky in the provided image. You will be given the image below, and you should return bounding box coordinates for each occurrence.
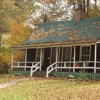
[91,0,100,5]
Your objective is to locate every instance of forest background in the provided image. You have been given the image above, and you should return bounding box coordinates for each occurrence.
[0,0,100,73]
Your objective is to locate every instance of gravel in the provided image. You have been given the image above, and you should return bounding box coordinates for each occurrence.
[0,78,33,89]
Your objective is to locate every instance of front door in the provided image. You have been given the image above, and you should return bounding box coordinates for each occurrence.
[42,48,51,71]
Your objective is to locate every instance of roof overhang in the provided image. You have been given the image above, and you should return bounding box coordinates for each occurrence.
[11,39,98,49]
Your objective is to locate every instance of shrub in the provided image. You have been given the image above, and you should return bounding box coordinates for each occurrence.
[0,52,10,74]
[78,69,88,80]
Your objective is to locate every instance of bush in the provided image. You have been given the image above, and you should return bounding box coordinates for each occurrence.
[0,61,9,74]
[0,52,10,74]
[78,70,88,80]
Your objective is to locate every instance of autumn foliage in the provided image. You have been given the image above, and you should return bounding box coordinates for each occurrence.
[0,52,10,74]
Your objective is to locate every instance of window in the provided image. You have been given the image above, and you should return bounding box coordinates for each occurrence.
[81,46,90,61]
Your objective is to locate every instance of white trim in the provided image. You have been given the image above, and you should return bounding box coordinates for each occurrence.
[11,43,96,50]
[24,49,27,71]
[58,47,60,62]
[60,47,63,71]
[35,48,41,62]
[40,48,42,71]
[50,47,52,65]
[55,47,58,72]
[96,42,100,43]
[50,47,56,64]
[11,49,14,70]
[61,47,63,62]
[42,48,44,66]
[73,46,76,72]
[56,47,58,62]
[94,44,97,73]
[35,48,38,62]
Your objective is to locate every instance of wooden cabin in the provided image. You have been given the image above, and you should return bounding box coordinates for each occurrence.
[11,17,100,79]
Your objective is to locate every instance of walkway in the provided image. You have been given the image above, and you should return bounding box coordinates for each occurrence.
[0,78,34,89]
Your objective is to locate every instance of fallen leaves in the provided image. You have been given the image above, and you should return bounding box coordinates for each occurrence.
[0,77,100,100]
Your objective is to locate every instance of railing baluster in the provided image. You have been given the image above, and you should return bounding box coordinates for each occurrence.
[83,62,85,67]
[64,62,66,67]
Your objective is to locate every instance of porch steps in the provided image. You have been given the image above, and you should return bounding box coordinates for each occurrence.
[33,71,54,77]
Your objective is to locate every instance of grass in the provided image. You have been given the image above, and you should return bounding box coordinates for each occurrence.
[0,76,100,100]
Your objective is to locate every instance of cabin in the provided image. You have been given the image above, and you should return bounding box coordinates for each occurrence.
[11,12,100,79]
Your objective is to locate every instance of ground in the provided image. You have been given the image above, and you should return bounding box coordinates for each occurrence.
[0,75,100,100]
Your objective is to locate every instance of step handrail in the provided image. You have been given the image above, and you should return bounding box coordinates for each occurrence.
[46,62,57,77]
[30,62,41,76]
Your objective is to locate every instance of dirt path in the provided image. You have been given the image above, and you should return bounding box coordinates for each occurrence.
[0,78,34,89]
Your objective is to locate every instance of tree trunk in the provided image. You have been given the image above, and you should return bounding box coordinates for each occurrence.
[87,0,90,18]
[0,33,2,51]
[77,0,83,10]
[82,0,85,11]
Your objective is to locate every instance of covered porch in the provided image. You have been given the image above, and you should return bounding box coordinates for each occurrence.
[11,43,100,77]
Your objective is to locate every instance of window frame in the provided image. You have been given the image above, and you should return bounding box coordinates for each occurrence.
[80,45,91,61]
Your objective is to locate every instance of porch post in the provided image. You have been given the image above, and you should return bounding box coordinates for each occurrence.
[73,46,76,72]
[11,49,14,70]
[24,49,27,71]
[55,47,58,72]
[40,48,42,71]
[94,44,97,73]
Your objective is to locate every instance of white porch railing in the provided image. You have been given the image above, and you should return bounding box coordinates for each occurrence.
[46,61,100,77]
[11,62,41,76]
[11,62,38,69]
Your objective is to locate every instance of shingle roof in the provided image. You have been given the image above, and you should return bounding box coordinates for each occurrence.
[23,17,100,46]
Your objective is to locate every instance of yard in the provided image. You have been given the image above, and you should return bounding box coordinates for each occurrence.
[0,75,100,100]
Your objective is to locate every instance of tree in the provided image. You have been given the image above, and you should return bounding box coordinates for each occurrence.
[5,22,33,46]
[26,0,72,27]
[0,0,6,51]
[67,0,100,18]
